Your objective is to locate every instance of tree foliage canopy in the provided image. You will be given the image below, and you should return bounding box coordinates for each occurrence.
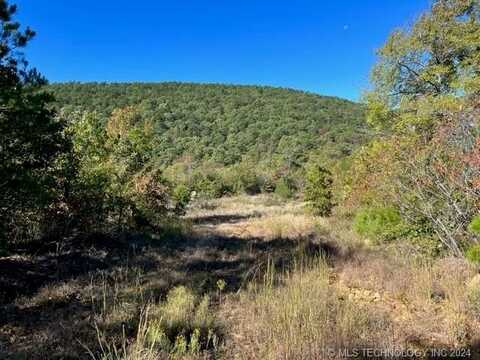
[355,0,480,256]
[367,0,480,132]
[0,0,68,244]
[49,82,369,168]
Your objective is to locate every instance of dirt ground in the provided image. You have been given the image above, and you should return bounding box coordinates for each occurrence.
[0,196,322,358]
[1,195,479,359]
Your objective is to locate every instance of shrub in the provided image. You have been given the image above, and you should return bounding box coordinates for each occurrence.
[190,170,232,199]
[353,206,405,243]
[231,162,262,195]
[274,177,295,199]
[173,184,191,215]
[407,235,443,258]
[160,286,197,332]
[259,174,276,193]
[465,244,480,264]
[304,164,334,216]
[468,215,480,236]
[128,170,171,225]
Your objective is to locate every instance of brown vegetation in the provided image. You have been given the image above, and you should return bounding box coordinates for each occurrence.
[1,195,479,359]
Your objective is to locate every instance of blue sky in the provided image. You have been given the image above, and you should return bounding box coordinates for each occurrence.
[16,0,429,100]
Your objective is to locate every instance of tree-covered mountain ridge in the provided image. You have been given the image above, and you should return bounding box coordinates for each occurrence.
[48,82,369,166]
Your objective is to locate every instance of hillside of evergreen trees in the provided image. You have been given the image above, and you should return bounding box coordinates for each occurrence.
[48,82,369,167]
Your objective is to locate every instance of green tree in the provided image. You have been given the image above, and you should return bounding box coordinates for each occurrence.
[64,110,111,231]
[304,164,334,216]
[49,83,368,173]
[366,0,480,132]
[0,1,68,245]
[274,176,295,199]
[67,106,174,230]
[361,0,480,256]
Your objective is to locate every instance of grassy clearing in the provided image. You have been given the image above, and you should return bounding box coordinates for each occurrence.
[1,195,480,359]
[338,255,480,349]
[221,257,392,360]
[210,196,480,359]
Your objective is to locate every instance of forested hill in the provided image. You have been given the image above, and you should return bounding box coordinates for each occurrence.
[48,82,368,166]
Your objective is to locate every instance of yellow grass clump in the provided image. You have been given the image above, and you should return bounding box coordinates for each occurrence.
[223,257,392,360]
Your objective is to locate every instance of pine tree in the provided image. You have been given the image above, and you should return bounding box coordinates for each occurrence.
[0,1,68,246]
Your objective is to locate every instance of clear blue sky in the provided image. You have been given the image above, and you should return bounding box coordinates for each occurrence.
[16,0,429,100]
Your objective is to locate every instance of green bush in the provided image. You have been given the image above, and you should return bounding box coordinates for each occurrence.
[190,171,231,199]
[274,177,295,199]
[261,178,275,193]
[231,162,262,195]
[468,215,480,236]
[353,206,405,243]
[466,244,480,264]
[304,164,334,216]
[406,235,443,258]
[173,184,191,215]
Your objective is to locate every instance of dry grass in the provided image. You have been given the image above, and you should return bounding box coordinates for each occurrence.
[3,194,480,359]
[314,214,366,252]
[231,213,317,240]
[221,257,392,360]
[190,195,329,245]
[338,253,480,349]
[210,196,480,359]
[88,285,221,360]
[188,194,305,222]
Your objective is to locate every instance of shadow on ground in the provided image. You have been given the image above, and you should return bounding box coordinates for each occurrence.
[189,212,261,225]
[0,213,338,359]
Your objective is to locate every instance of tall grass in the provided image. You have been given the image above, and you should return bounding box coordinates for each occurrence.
[86,270,221,359]
[86,306,160,360]
[227,257,392,359]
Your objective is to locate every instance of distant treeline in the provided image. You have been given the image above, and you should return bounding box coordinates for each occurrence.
[48,82,369,167]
